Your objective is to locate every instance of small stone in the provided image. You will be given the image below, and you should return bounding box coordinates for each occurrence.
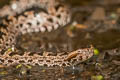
[11,3,17,10]
[91,7,105,21]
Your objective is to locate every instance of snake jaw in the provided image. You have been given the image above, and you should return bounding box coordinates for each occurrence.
[65,47,94,65]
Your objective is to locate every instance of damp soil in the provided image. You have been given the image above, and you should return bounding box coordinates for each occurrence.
[0,0,120,80]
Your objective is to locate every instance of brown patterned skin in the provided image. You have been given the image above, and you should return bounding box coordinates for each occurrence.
[0,0,94,67]
[0,47,94,67]
[0,0,70,52]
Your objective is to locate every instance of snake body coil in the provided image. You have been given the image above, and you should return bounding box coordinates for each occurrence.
[0,0,94,67]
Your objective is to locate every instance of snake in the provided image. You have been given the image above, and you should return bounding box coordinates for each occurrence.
[0,0,94,67]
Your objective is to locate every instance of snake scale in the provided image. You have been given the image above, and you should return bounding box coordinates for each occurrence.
[0,0,94,67]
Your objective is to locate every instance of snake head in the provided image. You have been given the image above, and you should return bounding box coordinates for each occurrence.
[65,46,94,65]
